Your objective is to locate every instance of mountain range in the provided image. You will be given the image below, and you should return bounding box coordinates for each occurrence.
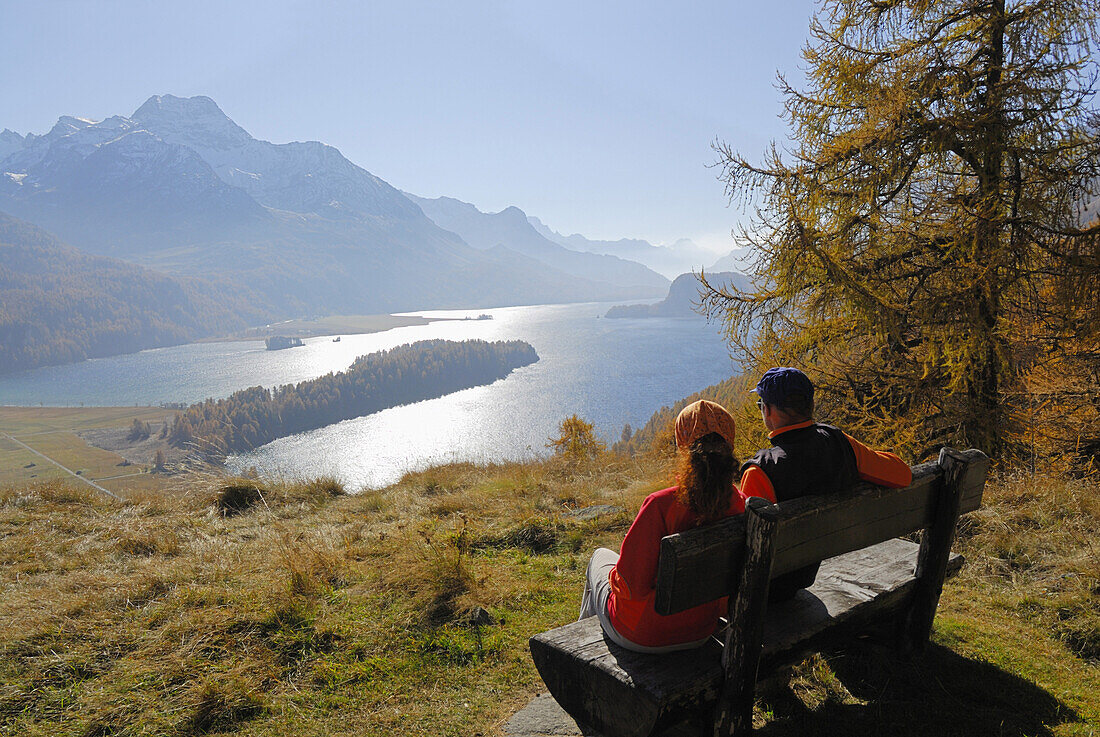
[405,195,667,291]
[526,215,725,280]
[0,95,673,319]
[0,94,751,373]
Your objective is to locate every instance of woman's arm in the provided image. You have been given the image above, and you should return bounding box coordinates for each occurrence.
[609,493,667,601]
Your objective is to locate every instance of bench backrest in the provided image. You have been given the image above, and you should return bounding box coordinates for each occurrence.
[654,448,989,615]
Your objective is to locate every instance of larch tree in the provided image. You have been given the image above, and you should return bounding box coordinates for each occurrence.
[703,0,1100,458]
[548,415,606,460]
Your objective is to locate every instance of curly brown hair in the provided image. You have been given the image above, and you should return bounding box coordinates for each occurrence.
[675,432,739,523]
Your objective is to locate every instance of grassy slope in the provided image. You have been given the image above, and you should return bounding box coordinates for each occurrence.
[0,454,1096,737]
[0,457,663,737]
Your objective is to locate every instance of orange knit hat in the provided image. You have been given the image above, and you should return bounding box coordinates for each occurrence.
[674,399,736,451]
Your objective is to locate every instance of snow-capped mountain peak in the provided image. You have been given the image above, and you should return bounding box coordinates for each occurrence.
[48,116,96,137]
[127,94,419,219]
[1,114,142,172]
[131,94,252,152]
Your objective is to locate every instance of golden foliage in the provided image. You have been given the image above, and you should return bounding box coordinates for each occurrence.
[546,414,606,460]
[705,0,1100,464]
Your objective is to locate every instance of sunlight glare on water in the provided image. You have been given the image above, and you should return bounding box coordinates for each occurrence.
[227,302,738,488]
[0,302,739,490]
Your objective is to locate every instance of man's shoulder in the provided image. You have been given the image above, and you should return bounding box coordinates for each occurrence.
[769,421,846,442]
[742,445,783,470]
[789,423,853,447]
[741,423,854,469]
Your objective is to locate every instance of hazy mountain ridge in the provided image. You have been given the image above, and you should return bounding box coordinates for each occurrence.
[407,194,668,295]
[0,211,270,374]
[527,214,720,279]
[707,247,754,272]
[0,95,664,316]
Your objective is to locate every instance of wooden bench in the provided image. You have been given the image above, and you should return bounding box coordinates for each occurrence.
[529,447,990,737]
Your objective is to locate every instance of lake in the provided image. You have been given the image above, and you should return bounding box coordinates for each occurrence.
[0,302,738,488]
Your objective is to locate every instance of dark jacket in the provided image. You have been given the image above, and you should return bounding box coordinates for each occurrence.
[741,422,859,599]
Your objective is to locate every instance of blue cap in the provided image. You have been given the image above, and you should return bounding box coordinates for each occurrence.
[751,367,814,407]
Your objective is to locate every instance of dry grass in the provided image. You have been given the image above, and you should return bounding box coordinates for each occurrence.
[0,406,172,435]
[0,452,663,736]
[947,471,1100,667]
[0,455,1097,736]
[214,481,268,516]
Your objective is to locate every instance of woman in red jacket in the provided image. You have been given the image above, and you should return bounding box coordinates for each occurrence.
[578,399,743,652]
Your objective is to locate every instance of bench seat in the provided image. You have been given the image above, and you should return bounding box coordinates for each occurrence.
[530,538,964,737]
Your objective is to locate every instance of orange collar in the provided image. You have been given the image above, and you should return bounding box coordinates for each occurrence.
[768,419,815,439]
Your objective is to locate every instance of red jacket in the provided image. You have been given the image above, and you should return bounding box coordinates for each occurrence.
[607,486,744,647]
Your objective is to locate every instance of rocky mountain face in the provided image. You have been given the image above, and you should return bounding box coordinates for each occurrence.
[130,95,423,221]
[605,271,750,319]
[408,195,668,295]
[0,114,270,253]
[0,95,665,314]
[0,130,26,161]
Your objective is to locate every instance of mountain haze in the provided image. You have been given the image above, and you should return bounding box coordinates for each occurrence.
[0,95,665,316]
[707,247,754,273]
[605,271,749,318]
[0,212,267,374]
[527,215,719,279]
[407,194,668,296]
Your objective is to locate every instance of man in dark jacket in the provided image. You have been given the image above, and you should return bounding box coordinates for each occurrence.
[739,367,912,599]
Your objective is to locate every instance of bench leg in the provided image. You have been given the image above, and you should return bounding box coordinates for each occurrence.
[902,447,967,653]
[712,497,780,737]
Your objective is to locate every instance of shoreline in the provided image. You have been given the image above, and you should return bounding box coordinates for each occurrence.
[0,313,456,380]
[197,312,451,343]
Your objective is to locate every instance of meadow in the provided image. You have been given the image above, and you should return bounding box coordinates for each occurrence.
[0,407,178,494]
[0,446,1096,736]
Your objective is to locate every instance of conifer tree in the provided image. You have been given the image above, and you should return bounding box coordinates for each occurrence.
[704,0,1100,457]
[548,415,606,460]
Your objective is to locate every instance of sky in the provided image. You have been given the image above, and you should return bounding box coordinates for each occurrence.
[0,0,816,253]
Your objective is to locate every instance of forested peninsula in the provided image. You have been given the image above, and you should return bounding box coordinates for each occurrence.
[170,339,539,459]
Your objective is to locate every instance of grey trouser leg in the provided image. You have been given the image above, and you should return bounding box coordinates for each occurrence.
[579,546,717,654]
[579,547,618,620]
